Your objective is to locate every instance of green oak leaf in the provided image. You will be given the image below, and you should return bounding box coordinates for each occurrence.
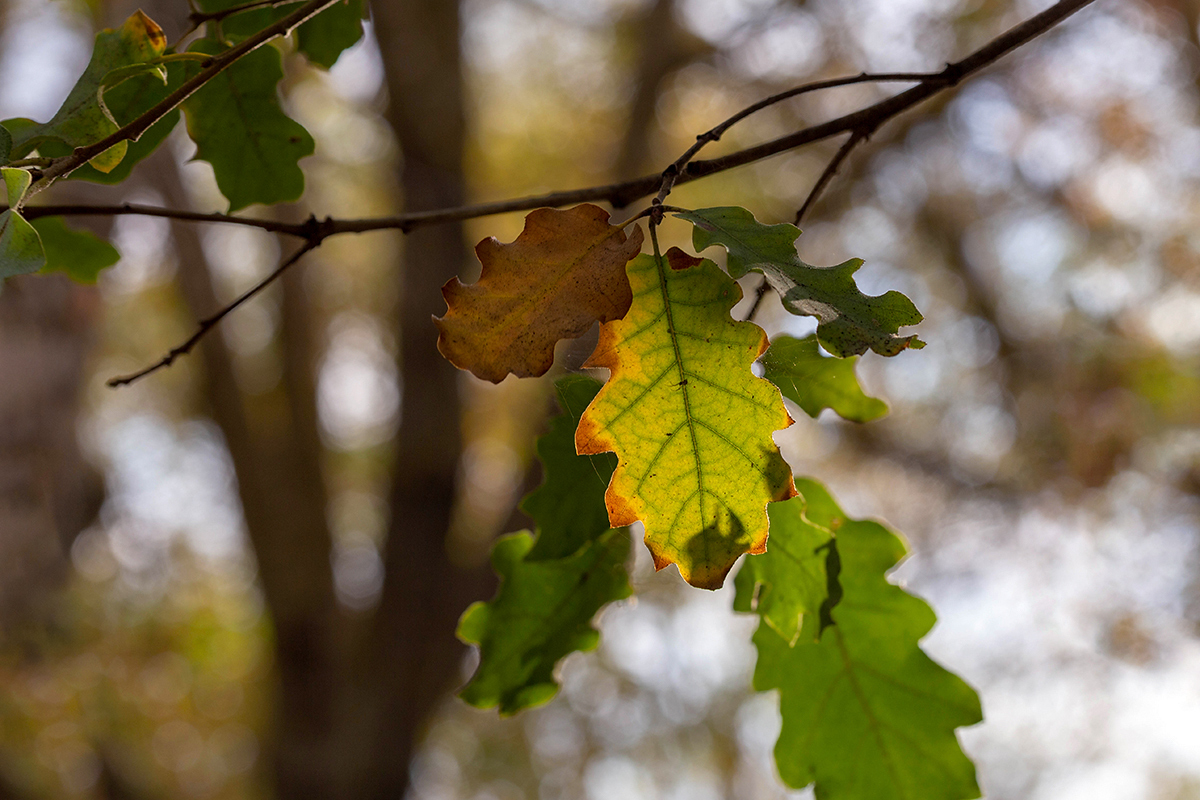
[734,490,832,645]
[297,0,366,68]
[32,217,120,284]
[761,334,888,423]
[2,167,31,209]
[677,206,924,357]
[0,125,12,166]
[576,247,796,589]
[0,210,46,279]
[457,529,631,715]
[747,479,982,800]
[9,11,167,174]
[181,40,315,211]
[194,0,293,39]
[521,374,617,561]
[195,0,365,68]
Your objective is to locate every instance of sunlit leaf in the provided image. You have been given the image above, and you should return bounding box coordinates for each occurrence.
[677,206,924,357]
[436,204,643,383]
[181,39,315,211]
[32,217,120,284]
[9,11,167,174]
[733,493,832,645]
[748,479,982,800]
[761,334,887,422]
[521,374,616,561]
[457,529,631,715]
[577,247,796,589]
[0,210,45,279]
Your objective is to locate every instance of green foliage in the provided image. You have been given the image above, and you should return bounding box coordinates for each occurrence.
[677,207,924,357]
[521,375,617,560]
[733,495,831,645]
[32,217,120,283]
[3,166,30,208]
[8,11,167,174]
[0,167,43,278]
[196,0,365,68]
[745,479,983,800]
[0,209,45,279]
[761,334,888,422]
[297,0,366,68]
[30,64,184,186]
[457,529,631,715]
[182,40,315,211]
[2,0,985,791]
[458,376,631,715]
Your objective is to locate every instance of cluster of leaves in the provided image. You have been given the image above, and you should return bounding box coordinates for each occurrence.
[449,203,980,799]
[6,4,981,798]
[0,2,364,282]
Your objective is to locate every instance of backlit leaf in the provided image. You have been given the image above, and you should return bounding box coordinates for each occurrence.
[733,493,832,645]
[32,217,120,284]
[9,11,167,174]
[521,375,617,561]
[0,210,45,279]
[761,334,887,422]
[576,247,796,589]
[677,206,924,357]
[457,375,630,715]
[436,204,643,383]
[457,530,631,715]
[748,479,982,800]
[181,40,315,211]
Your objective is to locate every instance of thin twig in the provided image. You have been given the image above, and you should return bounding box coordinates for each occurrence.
[793,130,866,226]
[108,239,320,387]
[34,0,342,191]
[101,0,1096,385]
[33,0,1095,236]
[653,71,944,207]
[20,202,317,236]
[190,0,306,25]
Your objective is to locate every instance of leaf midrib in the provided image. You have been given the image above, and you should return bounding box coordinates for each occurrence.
[652,249,706,553]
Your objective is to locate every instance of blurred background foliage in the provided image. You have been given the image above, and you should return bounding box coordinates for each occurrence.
[1,0,1199,798]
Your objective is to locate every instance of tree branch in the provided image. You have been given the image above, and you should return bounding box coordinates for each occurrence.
[33,0,342,190]
[97,0,1095,386]
[28,0,1095,235]
[107,239,319,386]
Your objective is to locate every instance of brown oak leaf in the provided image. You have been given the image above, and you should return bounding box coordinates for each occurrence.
[435,204,643,382]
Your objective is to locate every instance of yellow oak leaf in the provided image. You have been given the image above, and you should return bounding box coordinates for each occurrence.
[576,247,796,589]
[435,204,644,383]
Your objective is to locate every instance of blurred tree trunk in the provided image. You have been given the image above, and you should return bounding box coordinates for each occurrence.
[353,2,488,797]
[0,273,101,629]
[149,149,342,800]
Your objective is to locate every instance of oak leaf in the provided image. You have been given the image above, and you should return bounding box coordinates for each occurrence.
[746,479,982,800]
[436,204,643,383]
[761,334,887,423]
[576,247,796,589]
[677,207,924,357]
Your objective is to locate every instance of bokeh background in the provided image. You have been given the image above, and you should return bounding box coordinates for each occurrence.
[1,0,1199,798]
